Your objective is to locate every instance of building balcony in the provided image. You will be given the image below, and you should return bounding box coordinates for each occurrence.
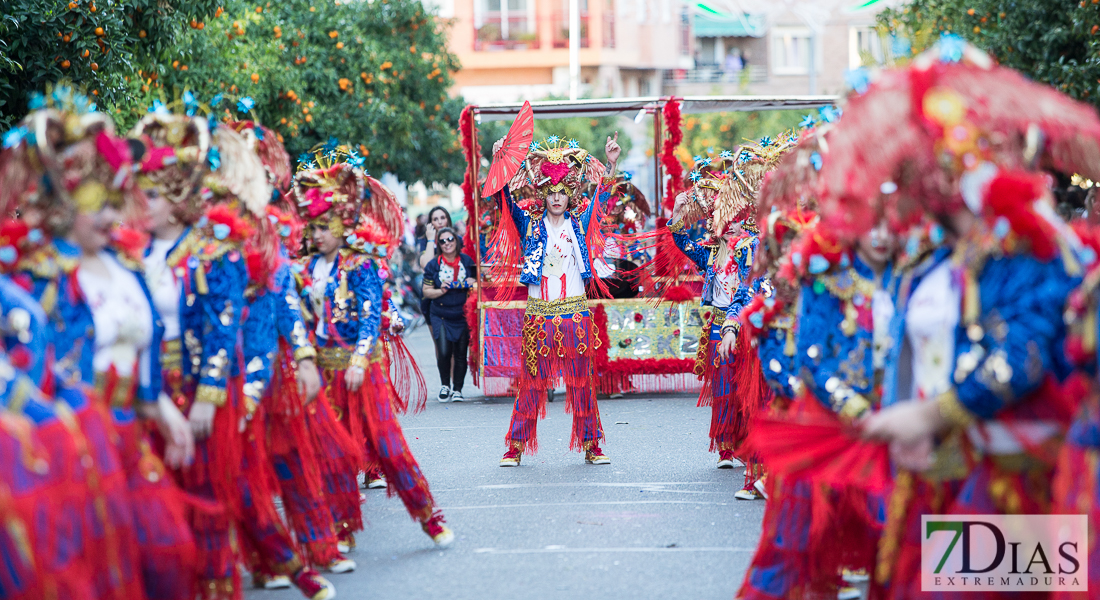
[474,16,540,51]
[551,11,590,49]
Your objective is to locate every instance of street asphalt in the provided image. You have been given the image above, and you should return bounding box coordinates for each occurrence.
[245,324,765,600]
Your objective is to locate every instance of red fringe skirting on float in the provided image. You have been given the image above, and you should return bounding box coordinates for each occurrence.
[505,301,603,454]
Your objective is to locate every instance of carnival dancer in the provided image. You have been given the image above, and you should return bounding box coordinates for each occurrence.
[802,37,1099,598]
[134,113,336,600]
[0,97,198,600]
[289,145,454,550]
[223,121,359,582]
[661,139,791,497]
[488,132,621,466]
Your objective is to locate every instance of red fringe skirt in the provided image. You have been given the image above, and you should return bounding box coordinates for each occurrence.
[697,319,771,453]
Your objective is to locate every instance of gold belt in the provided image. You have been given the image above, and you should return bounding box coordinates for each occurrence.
[317,346,352,371]
[161,338,182,372]
[94,373,135,409]
[525,295,588,317]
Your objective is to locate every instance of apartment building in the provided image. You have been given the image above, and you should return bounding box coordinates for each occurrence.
[425,0,694,104]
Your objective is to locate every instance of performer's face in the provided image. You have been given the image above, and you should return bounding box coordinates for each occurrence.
[857,219,894,270]
[69,205,121,255]
[144,187,173,235]
[311,222,342,255]
[546,191,570,217]
[721,221,742,242]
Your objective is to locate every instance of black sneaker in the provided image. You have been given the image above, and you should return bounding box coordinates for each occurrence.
[437,386,451,402]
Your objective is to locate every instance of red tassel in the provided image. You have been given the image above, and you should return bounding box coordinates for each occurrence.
[384,332,428,414]
[661,99,684,211]
[487,191,523,287]
[464,293,481,388]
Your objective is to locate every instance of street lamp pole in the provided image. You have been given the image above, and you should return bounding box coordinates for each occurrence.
[569,0,580,100]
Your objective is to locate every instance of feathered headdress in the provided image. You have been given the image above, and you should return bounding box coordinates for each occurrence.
[817,35,1100,239]
[129,112,211,225]
[227,120,292,193]
[598,172,651,236]
[508,135,606,206]
[0,87,145,234]
[288,140,402,259]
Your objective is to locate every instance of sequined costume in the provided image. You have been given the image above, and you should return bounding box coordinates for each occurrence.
[289,147,452,548]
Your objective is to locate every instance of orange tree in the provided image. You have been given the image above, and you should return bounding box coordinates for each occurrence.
[0,0,218,129]
[675,109,804,165]
[878,0,1100,107]
[160,0,465,184]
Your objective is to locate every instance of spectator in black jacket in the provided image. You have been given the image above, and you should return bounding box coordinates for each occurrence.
[422,226,477,402]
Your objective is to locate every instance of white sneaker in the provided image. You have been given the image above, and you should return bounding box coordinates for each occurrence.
[754,478,769,500]
[366,475,387,489]
[254,574,292,589]
[325,556,357,574]
[437,386,451,402]
[451,390,464,402]
[336,541,351,554]
[842,569,870,583]
[837,586,861,600]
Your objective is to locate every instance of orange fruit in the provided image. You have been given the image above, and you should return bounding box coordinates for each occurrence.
[336,42,344,49]
[63,34,71,42]
[251,73,259,83]
[62,60,71,68]
[90,62,98,71]
[967,8,975,15]
[181,65,188,71]
[82,49,90,57]
[139,30,146,38]
[89,4,95,12]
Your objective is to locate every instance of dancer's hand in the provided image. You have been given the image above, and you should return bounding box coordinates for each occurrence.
[150,393,195,468]
[605,132,621,172]
[390,318,405,335]
[298,358,322,403]
[493,137,506,155]
[717,330,737,361]
[860,400,947,445]
[345,366,365,392]
[189,401,217,440]
[889,436,935,472]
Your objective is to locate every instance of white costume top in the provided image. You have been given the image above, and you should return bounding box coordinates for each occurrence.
[310,255,335,340]
[78,251,154,386]
[143,237,181,341]
[905,260,959,401]
[530,216,585,301]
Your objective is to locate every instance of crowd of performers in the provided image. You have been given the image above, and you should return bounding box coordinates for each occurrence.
[481,36,1100,599]
[0,92,452,600]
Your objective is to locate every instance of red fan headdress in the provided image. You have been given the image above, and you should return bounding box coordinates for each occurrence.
[817,35,1100,240]
[482,101,534,198]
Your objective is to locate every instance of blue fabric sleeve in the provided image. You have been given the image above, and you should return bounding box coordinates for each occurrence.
[349,259,384,359]
[795,280,845,411]
[242,290,277,401]
[0,275,49,384]
[669,223,710,272]
[953,254,1078,419]
[196,253,248,391]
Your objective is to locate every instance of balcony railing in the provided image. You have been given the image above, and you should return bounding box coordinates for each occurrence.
[551,12,590,49]
[474,16,540,51]
[663,65,767,84]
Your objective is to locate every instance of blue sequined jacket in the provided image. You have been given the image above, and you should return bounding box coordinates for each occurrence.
[297,248,384,367]
[756,307,800,400]
[500,185,608,288]
[164,228,248,408]
[882,244,1079,425]
[668,218,757,330]
[796,256,893,419]
[241,253,317,403]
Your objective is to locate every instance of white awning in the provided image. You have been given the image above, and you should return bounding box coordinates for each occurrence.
[472,95,840,122]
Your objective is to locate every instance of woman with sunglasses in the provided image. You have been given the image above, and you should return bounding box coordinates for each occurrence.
[422,227,477,402]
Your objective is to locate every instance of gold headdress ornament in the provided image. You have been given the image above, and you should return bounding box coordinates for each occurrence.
[712,132,799,236]
[288,139,403,250]
[0,85,145,234]
[508,136,606,207]
[129,111,212,225]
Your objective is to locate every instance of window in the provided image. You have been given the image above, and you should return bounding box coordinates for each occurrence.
[602,0,615,48]
[474,0,539,51]
[849,26,885,69]
[553,0,590,49]
[771,27,814,75]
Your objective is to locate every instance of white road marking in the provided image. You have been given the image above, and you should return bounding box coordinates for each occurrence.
[472,546,756,554]
[440,500,732,510]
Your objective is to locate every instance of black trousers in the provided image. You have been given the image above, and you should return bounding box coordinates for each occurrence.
[433,323,469,391]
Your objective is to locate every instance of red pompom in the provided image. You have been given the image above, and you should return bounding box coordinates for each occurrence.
[663,284,697,304]
[110,226,150,262]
